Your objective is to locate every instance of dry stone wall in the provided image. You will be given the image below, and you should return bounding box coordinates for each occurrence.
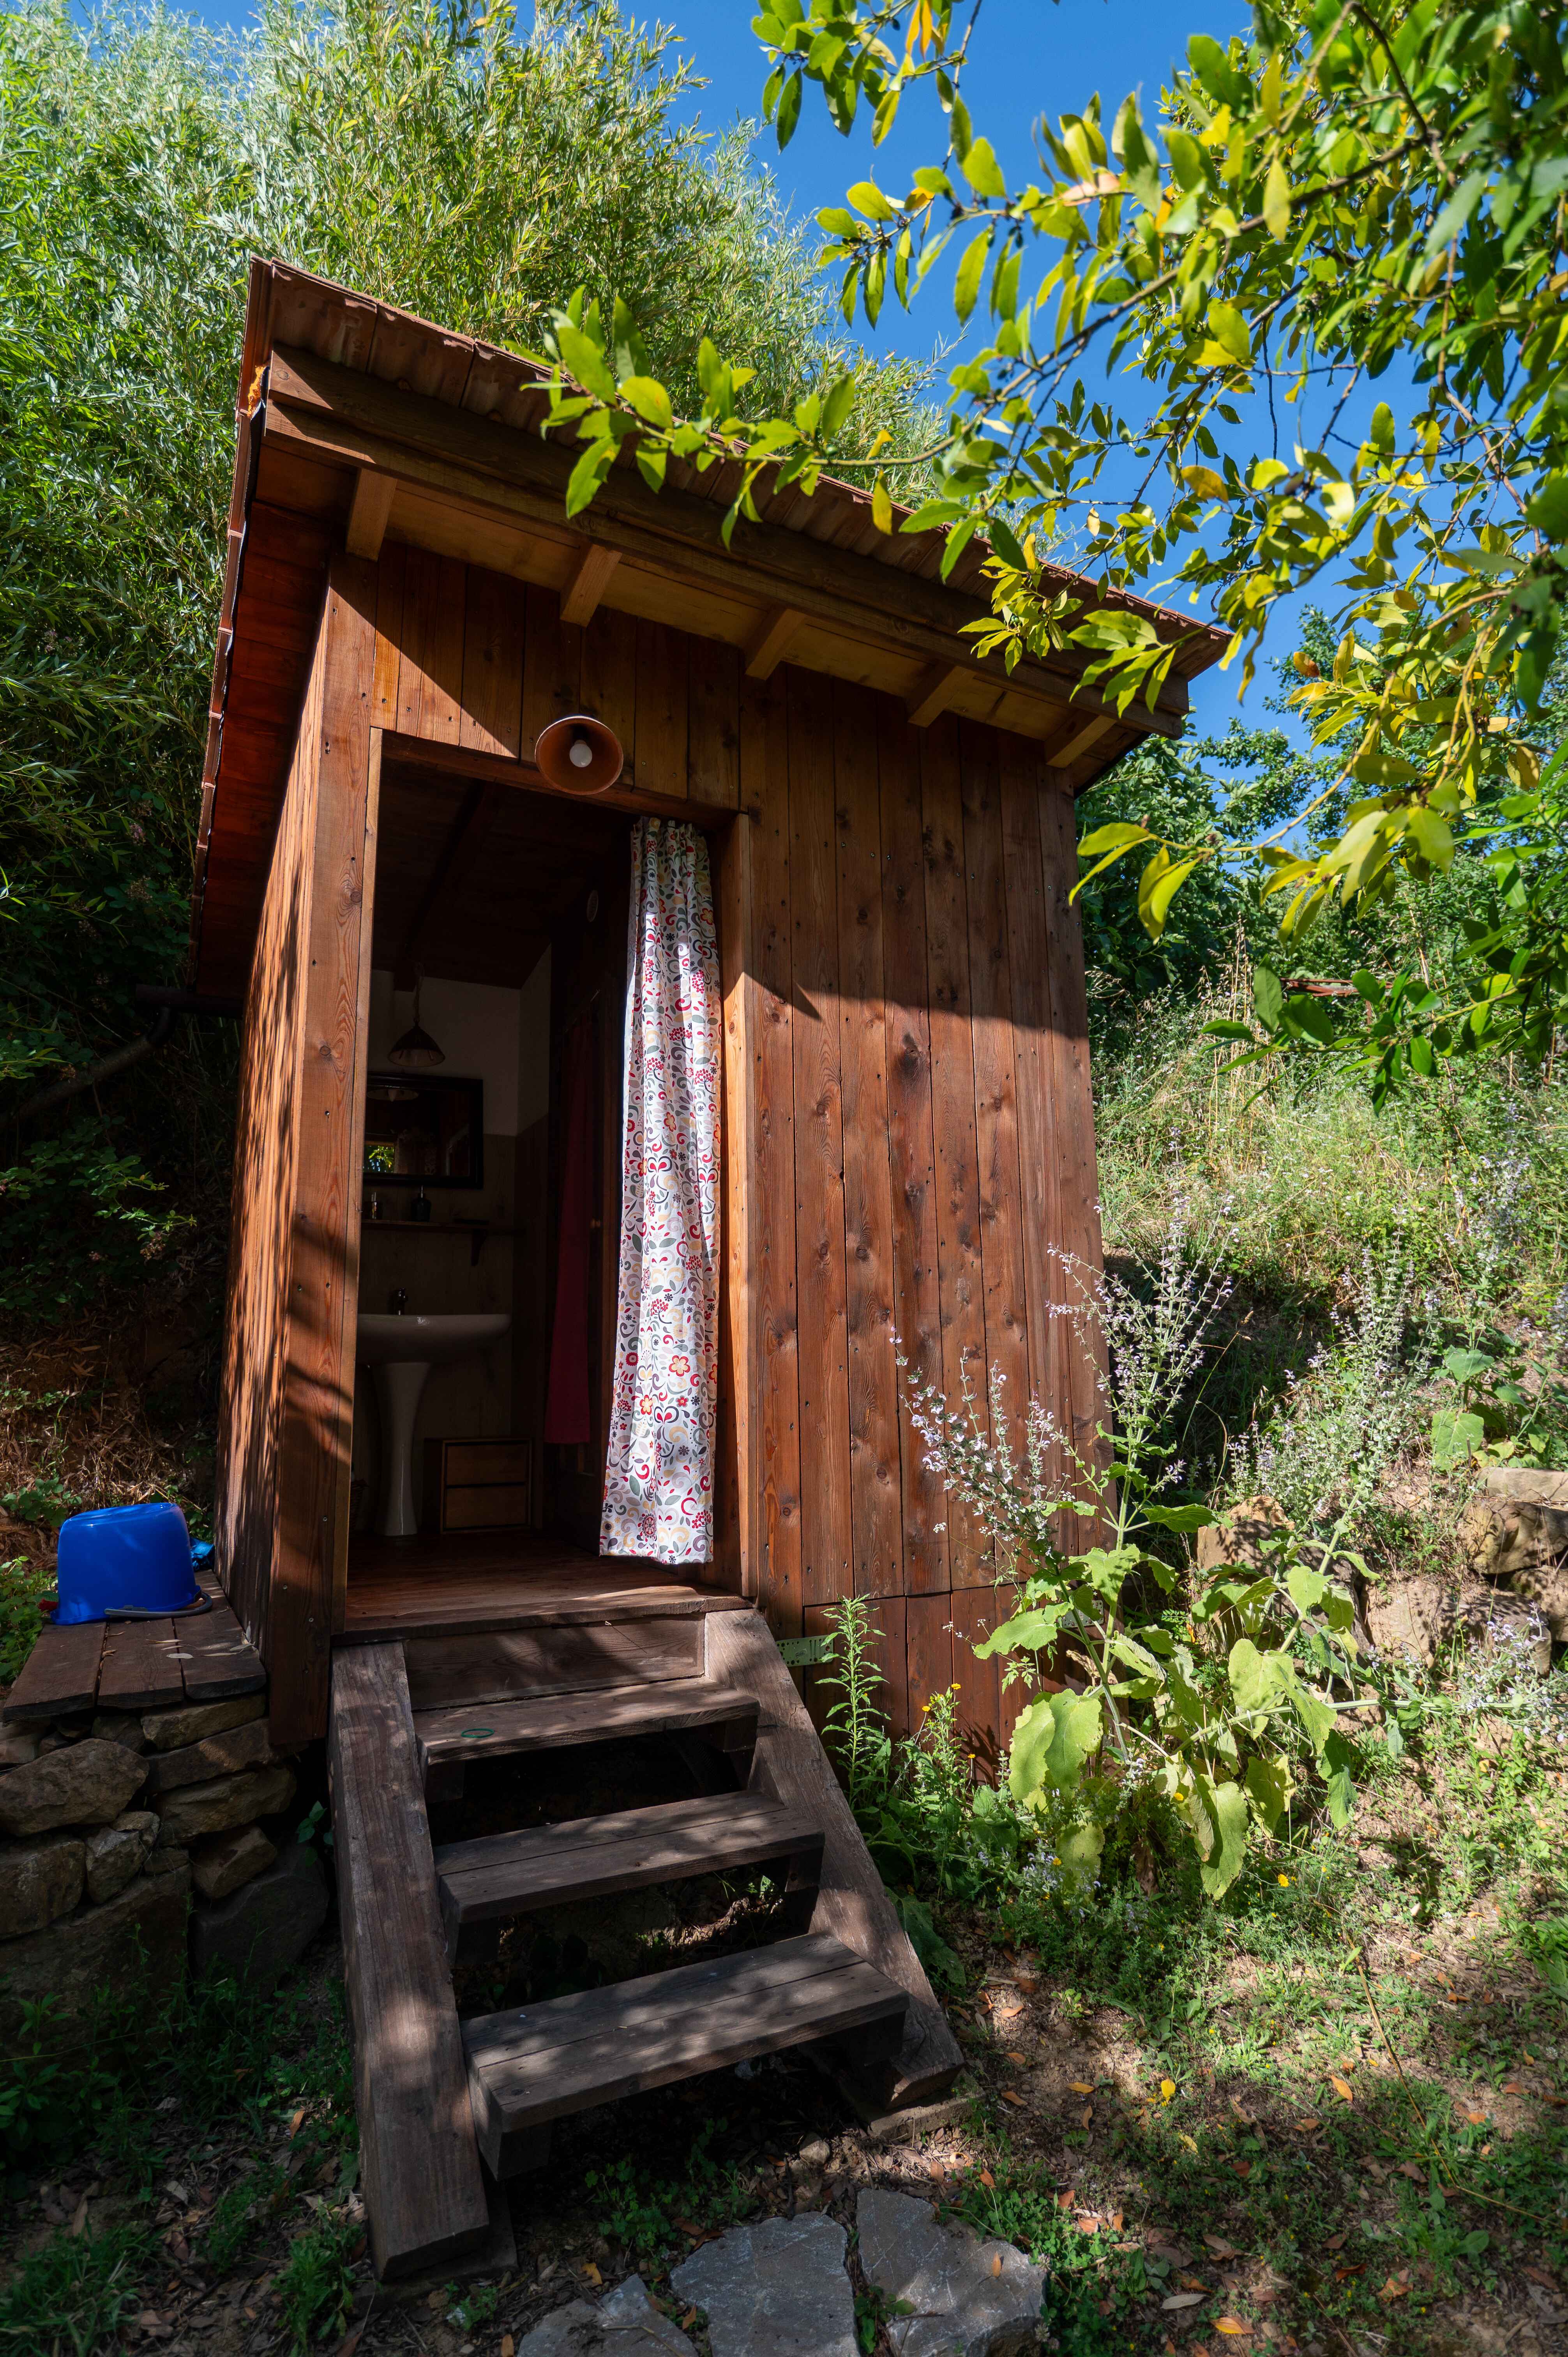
[0,1672,307,2023]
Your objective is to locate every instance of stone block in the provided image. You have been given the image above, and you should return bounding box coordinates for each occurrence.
[154,1762,296,1845]
[670,2214,856,2357]
[85,1810,159,1904]
[1366,1575,1454,1668]
[141,1694,266,1752]
[0,1834,85,1938]
[0,1738,150,1836]
[517,2276,697,2355]
[1195,1493,1291,1574]
[189,1837,327,1987]
[141,1717,277,1794]
[858,2189,1048,2357]
[192,1822,277,1901]
[91,1713,148,1752]
[0,1730,40,1769]
[0,1854,190,2043]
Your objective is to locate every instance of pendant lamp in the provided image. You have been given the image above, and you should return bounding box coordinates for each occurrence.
[388,979,445,1069]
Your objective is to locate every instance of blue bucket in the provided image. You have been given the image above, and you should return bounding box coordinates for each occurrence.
[54,1502,208,1624]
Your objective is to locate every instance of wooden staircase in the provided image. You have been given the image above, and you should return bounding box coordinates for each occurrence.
[327,1602,961,2280]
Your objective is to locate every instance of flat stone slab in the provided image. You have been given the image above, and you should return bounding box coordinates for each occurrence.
[857,2189,1047,2357]
[671,2213,856,2357]
[517,2274,695,2355]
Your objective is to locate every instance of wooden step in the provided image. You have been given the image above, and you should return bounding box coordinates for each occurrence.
[413,1676,759,1797]
[463,1932,908,2177]
[434,1791,823,1951]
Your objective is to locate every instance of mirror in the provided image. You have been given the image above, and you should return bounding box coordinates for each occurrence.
[363,1071,484,1188]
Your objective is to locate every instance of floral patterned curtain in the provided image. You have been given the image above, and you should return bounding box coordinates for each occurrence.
[600,818,722,1564]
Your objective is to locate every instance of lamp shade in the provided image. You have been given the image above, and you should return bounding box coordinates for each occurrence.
[535,713,624,795]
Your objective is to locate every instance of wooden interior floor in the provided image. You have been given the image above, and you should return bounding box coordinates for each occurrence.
[342,1530,752,1641]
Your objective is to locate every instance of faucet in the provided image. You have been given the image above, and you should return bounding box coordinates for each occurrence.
[390,1287,408,1315]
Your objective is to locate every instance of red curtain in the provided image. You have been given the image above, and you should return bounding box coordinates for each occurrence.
[544,1016,594,1446]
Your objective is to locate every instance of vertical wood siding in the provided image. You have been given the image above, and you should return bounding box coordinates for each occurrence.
[223,557,1102,1752]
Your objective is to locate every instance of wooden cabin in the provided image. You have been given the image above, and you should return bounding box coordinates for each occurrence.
[191,260,1227,2277]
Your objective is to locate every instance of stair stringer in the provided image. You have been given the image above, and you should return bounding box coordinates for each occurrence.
[703,1610,964,2110]
[328,1642,491,2280]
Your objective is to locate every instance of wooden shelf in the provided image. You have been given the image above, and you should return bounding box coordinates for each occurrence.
[362,1218,520,1264]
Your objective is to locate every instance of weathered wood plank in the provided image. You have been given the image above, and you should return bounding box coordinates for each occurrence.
[877,698,949,1620]
[741,670,803,1633]
[95,1618,185,1713]
[177,1587,268,1705]
[959,723,1031,1477]
[1039,770,1108,1482]
[2,1621,105,1723]
[904,1591,955,1735]
[919,718,991,1587]
[457,565,524,758]
[270,554,380,1745]
[633,619,689,800]
[578,602,637,761]
[415,1675,758,1781]
[327,1645,490,2279]
[716,802,761,1597]
[402,1616,703,1712]
[464,1931,905,2173]
[833,682,902,1601]
[789,668,852,1612]
[706,1611,961,2108]
[687,636,741,807]
[396,548,466,743]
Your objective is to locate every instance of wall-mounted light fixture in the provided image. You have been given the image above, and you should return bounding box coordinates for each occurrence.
[535,713,625,796]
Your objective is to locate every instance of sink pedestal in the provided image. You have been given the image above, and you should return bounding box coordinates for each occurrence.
[357,1313,511,1541]
[371,1359,433,1538]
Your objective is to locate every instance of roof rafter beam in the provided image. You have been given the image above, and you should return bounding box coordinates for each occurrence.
[744,604,805,680]
[346,468,396,560]
[559,541,622,627]
[906,661,971,730]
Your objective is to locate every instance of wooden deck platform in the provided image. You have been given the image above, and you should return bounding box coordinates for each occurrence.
[343,1531,753,1641]
[2,1580,267,1723]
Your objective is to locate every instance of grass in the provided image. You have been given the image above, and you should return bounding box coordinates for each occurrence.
[0,2224,151,2357]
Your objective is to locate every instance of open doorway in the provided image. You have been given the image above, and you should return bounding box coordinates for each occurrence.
[346,753,632,1604]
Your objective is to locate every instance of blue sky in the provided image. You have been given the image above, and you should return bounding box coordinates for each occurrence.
[174,0,1326,745]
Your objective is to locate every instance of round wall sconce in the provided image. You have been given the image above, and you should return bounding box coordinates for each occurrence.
[534,713,624,796]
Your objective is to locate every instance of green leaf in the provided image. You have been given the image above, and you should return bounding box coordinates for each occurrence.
[564,436,616,517]
[1142,1501,1216,1534]
[1245,1751,1291,1832]
[620,375,673,430]
[961,136,1006,198]
[871,475,893,535]
[974,1606,1063,1659]
[1253,965,1284,1032]
[1180,464,1229,501]
[1056,1818,1105,1891]
[847,178,897,223]
[1524,474,1568,541]
[1262,155,1291,240]
[1432,1406,1486,1470]
[1285,1563,1328,1612]
[820,371,856,438]
[556,322,618,405]
[954,227,993,323]
[1008,1691,1103,1801]
[1205,301,1252,365]
[1138,849,1199,940]
[1187,1774,1250,1896]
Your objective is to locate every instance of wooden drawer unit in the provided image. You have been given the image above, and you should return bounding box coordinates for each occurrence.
[424,1438,533,1534]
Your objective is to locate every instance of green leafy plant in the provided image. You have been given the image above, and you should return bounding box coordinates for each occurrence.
[908,1214,1371,1894]
[275,2216,358,2352]
[0,2224,150,2356]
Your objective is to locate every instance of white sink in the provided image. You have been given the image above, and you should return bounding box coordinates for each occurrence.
[357,1313,511,1536]
[357,1312,511,1367]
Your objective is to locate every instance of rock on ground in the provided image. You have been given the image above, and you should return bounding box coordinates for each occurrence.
[85,1809,159,1903]
[516,2275,697,2355]
[141,1693,267,1751]
[0,1729,39,1769]
[192,1822,277,1901]
[0,1737,150,1836]
[190,1837,327,1986]
[1366,1575,1453,1668]
[154,1762,296,1844]
[1195,1494,1291,1573]
[670,2212,856,2357]
[857,2189,1048,2357]
[0,1853,191,2042]
[90,1713,147,1751]
[0,1833,86,1937]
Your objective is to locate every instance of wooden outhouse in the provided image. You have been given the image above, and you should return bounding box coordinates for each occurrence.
[191,260,1225,2275]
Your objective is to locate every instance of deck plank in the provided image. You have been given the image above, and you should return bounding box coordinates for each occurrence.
[181,1585,269,1703]
[415,1677,758,1780]
[328,1643,490,2280]
[2,1622,105,1723]
[95,1618,186,1712]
